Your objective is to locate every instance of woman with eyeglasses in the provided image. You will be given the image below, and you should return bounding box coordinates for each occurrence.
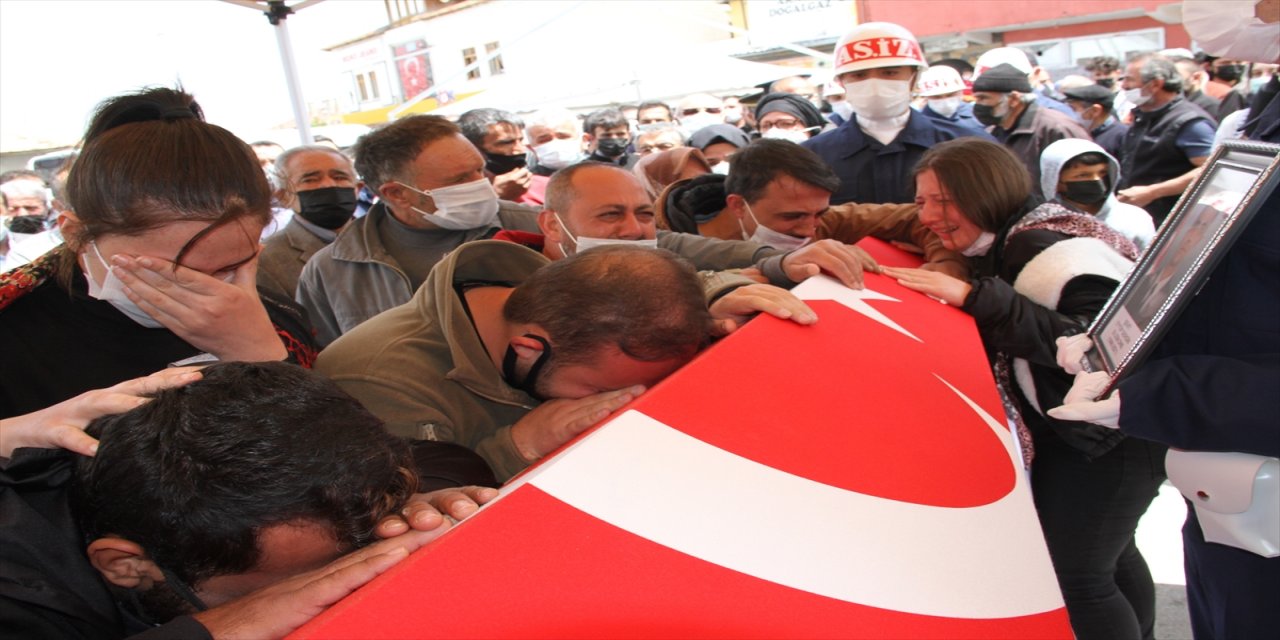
[0,87,317,418]
[753,92,829,144]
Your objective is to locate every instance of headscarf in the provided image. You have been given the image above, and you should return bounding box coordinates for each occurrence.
[688,124,751,151]
[633,147,712,199]
[754,92,827,130]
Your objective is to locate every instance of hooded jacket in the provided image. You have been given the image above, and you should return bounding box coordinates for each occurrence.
[1039,138,1156,252]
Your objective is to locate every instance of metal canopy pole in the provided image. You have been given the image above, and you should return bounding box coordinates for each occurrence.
[264,0,312,145]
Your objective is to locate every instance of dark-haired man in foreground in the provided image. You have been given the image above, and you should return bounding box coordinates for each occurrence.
[0,362,482,639]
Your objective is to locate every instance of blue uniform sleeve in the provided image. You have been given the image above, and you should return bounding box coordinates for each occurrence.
[1117,354,1280,457]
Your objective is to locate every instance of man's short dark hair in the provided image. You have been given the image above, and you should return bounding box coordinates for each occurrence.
[724,139,840,203]
[636,101,673,120]
[457,108,524,147]
[504,246,711,368]
[1084,56,1121,75]
[72,361,418,587]
[583,108,627,137]
[1062,151,1111,173]
[354,115,460,196]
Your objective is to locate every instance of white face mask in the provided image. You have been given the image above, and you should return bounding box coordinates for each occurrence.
[83,241,165,328]
[960,231,997,257]
[761,126,813,144]
[397,178,500,230]
[1183,0,1280,63]
[1123,87,1151,109]
[710,162,731,176]
[831,100,855,121]
[532,138,584,170]
[738,202,811,251]
[927,97,963,118]
[680,112,724,135]
[554,212,658,256]
[843,78,913,120]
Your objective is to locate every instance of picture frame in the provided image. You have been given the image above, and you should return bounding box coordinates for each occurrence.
[1083,139,1280,388]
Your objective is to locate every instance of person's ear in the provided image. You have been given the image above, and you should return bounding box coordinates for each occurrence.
[57,210,85,251]
[508,332,548,363]
[724,194,748,221]
[538,208,561,240]
[87,537,165,590]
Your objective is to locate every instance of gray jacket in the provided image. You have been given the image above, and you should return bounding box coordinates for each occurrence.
[297,200,542,346]
[256,218,330,302]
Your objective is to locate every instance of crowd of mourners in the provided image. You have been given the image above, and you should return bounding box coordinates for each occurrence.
[1,4,1277,639]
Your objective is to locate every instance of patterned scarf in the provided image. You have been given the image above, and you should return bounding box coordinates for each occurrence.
[994,203,1138,468]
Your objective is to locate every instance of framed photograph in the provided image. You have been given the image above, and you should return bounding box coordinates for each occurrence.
[1083,139,1280,387]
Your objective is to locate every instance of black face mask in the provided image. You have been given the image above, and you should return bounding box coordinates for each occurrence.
[295,186,357,230]
[3,214,50,234]
[1062,179,1110,206]
[971,103,1003,127]
[1214,64,1246,83]
[502,334,552,400]
[595,137,628,158]
[484,151,528,176]
[1095,77,1115,89]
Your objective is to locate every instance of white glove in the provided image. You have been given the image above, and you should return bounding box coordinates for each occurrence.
[1046,371,1121,429]
[1055,334,1094,375]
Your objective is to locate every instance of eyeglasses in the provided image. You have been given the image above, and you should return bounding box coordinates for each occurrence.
[681,107,722,116]
[759,118,803,132]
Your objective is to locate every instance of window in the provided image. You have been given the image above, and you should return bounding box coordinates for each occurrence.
[486,41,504,76]
[351,65,391,107]
[463,47,480,80]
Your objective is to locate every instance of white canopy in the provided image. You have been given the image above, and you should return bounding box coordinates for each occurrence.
[430,50,802,117]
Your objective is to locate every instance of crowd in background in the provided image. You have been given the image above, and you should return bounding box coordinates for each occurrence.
[1,3,1277,639]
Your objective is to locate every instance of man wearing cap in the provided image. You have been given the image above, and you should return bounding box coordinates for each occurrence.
[974,47,1079,118]
[802,22,992,206]
[916,65,989,138]
[755,92,828,143]
[1062,84,1130,161]
[971,63,1091,199]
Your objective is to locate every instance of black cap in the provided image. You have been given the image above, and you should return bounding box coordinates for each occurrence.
[1061,84,1114,106]
[972,63,1032,93]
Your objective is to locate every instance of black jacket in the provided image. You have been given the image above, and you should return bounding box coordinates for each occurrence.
[0,449,211,639]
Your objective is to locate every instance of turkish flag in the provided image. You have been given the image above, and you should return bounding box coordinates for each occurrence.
[291,239,1070,639]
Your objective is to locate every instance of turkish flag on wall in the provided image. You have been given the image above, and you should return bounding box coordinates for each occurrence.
[291,239,1071,639]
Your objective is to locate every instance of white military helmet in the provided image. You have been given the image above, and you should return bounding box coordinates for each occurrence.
[974,47,1034,78]
[832,22,927,77]
[916,65,966,97]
